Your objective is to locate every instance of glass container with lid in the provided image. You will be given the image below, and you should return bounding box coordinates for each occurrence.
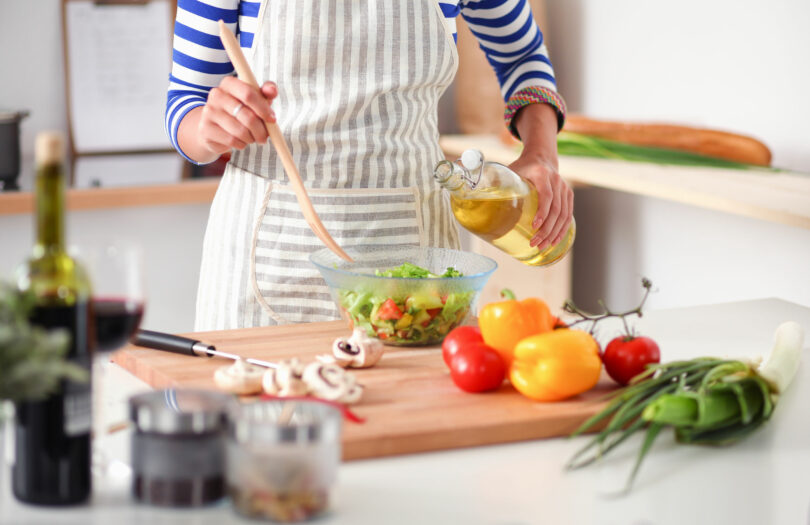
[227,399,342,522]
[434,149,575,267]
[128,389,231,507]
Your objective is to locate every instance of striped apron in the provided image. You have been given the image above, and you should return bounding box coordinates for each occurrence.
[194,0,460,330]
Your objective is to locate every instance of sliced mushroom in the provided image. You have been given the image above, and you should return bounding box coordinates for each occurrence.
[263,358,308,397]
[329,328,385,369]
[214,358,264,395]
[339,382,364,404]
[302,361,351,401]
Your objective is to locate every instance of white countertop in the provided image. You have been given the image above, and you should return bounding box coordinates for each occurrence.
[2,298,809,525]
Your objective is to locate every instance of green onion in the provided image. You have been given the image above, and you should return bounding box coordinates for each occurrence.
[557,131,777,171]
[566,322,803,492]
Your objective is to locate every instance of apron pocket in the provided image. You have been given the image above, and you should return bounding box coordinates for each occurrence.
[251,184,426,324]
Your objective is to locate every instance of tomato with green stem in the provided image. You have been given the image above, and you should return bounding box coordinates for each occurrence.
[602,335,660,386]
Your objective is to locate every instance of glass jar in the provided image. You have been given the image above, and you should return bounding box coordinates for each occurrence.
[227,399,342,522]
[434,149,575,267]
[129,389,230,507]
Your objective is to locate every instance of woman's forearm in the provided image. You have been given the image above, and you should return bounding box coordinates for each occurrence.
[512,103,560,166]
[177,107,219,165]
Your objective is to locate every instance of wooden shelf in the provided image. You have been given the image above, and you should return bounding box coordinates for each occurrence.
[0,179,219,216]
[440,134,810,230]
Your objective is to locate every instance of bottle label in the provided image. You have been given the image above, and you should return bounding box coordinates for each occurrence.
[63,380,92,436]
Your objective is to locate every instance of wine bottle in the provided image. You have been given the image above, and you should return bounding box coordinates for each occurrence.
[13,132,93,505]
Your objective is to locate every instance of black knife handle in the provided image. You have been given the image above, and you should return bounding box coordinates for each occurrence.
[133,329,212,357]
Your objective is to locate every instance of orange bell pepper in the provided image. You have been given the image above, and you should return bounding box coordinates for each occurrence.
[478,290,556,367]
[510,329,602,402]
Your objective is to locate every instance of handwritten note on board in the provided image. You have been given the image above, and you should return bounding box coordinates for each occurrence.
[65,1,173,153]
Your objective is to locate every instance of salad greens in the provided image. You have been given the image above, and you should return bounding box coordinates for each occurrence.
[339,262,472,346]
[374,262,463,279]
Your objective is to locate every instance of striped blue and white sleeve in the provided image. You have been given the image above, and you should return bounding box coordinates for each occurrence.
[457,0,567,134]
[165,0,260,163]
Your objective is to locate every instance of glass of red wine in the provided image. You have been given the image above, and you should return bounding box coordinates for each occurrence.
[90,243,145,353]
[84,241,145,476]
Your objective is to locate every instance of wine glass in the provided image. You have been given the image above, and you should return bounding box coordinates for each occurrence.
[82,241,145,477]
[89,243,145,354]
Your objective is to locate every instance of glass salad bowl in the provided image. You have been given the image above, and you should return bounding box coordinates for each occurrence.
[310,245,497,347]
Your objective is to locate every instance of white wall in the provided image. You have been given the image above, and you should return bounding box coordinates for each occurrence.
[545,0,810,310]
[545,0,810,172]
[0,0,66,161]
[572,187,810,311]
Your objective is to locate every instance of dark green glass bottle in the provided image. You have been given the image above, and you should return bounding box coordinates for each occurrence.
[13,131,93,505]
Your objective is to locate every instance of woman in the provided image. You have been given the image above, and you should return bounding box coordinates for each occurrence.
[165,0,572,330]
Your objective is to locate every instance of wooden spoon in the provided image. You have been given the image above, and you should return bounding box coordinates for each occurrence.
[218,20,353,262]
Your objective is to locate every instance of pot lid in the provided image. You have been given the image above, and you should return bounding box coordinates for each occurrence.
[129,389,232,435]
[0,110,30,124]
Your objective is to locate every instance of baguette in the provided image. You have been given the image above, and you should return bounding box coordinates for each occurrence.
[563,115,772,166]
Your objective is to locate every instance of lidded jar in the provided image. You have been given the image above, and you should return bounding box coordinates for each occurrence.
[227,399,342,522]
[129,389,231,507]
[434,149,575,267]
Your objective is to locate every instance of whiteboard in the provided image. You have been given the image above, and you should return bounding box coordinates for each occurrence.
[65,1,173,153]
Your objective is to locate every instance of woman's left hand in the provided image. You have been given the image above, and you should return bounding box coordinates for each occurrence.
[509,150,573,250]
[508,103,573,250]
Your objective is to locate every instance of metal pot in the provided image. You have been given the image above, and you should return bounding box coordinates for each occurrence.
[0,110,30,191]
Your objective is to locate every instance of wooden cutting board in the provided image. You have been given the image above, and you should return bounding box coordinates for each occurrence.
[112,321,615,461]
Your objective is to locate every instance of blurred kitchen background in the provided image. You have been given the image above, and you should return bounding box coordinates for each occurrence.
[1,0,809,333]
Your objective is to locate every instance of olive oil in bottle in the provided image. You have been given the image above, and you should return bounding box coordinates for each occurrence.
[13,131,93,505]
[435,150,575,267]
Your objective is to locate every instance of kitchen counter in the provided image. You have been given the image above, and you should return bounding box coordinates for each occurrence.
[2,298,809,524]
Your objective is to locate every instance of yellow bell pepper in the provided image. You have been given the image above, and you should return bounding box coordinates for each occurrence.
[510,329,602,402]
[478,290,557,368]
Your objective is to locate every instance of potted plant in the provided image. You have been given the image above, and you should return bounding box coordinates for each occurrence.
[0,282,88,487]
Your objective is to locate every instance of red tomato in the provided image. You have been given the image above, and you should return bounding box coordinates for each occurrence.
[602,336,661,385]
[449,343,506,393]
[442,325,483,367]
[377,298,403,320]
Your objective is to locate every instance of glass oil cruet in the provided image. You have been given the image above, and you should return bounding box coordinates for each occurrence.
[434,149,575,267]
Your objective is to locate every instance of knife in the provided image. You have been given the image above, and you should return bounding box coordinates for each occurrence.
[132,329,278,369]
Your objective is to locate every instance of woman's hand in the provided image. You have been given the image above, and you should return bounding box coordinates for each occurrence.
[199,77,277,156]
[508,103,573,249]
[509,151,572,249]
[178,78,278,164]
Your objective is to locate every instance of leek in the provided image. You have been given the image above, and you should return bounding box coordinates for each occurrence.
[567,321,804,492]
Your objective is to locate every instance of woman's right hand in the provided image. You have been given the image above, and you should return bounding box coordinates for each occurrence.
[197,77,278,157]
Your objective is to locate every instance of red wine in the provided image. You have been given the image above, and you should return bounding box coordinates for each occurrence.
[13,303,92,505]
[94,298,144,353]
